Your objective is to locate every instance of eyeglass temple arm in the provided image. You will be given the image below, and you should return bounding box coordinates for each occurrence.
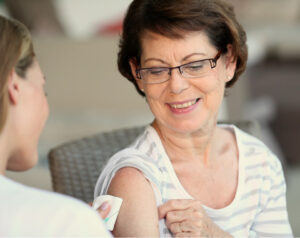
[210,51,222,68]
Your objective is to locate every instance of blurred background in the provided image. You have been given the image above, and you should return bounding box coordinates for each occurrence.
[1,0,299,235]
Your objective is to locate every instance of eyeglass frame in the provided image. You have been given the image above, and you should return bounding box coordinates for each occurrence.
[135,51,222,84]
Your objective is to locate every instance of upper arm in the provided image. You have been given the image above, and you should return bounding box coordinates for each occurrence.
[107,167,160,237]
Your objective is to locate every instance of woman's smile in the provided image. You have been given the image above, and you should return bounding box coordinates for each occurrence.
[166,98,201,114]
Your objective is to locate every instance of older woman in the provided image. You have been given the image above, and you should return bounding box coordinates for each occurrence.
[94,0,293,237]
[0,15,110,236]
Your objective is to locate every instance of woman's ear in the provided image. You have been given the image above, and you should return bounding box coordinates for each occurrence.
[129,58,144,92]
[224,44,237,82]
[7,70,21,105]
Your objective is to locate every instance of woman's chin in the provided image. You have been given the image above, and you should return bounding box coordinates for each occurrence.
[7,150,38,171]
[162,116,217,135]
[165,121,206,134]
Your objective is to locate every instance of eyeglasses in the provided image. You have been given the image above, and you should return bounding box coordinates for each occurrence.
[136,51,222,84]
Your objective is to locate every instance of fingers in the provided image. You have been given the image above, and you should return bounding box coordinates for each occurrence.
[166,209,204,227]
[169,221,185,234]
[158,199,192,219]
[174,231,200,237]
[159,200,227,237]
[170,221,203,237]
[165,209,194,227]
[174,232,193,237]
[159,200,208,236]
[158,199,202,219]
[97,201,111,219]
[169,220,202,234]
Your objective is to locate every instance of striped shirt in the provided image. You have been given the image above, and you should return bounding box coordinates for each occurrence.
[94,124,293,237]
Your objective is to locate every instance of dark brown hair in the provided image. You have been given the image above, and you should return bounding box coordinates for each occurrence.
[0,15,35,133]
[118,0,248,96]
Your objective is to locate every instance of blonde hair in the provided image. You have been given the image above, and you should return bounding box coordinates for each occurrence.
[0,15,35,133]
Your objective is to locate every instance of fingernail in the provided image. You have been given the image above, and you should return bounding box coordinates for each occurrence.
[99,201,109,210]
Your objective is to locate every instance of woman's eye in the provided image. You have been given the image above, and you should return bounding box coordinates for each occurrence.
[148,68,165,75]
[185,63,204,71]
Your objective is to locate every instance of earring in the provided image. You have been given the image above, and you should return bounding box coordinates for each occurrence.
[140,88,144,92]
[227,75,232,80]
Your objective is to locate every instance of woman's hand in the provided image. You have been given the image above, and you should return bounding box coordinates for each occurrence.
[158,199,232,237]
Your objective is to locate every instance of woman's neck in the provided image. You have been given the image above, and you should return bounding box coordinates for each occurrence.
[0,122,15,175]
[0,135,10,175]
[152,121,219,166]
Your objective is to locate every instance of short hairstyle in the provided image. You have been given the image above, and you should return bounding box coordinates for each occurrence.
[118,0,248,96]
[0,15,35,133]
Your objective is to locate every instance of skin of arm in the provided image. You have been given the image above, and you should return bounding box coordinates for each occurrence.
[107,167,160,237]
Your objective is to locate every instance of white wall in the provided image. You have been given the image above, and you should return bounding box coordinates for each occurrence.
[54,0,132,38]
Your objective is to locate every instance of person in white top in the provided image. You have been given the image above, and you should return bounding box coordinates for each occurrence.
[94,0,293,237]
[0,15,111,237]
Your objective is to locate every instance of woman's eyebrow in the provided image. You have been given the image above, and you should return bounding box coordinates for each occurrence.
[143,58,168,65]
[182,52,206,61]
[143,52,206,66]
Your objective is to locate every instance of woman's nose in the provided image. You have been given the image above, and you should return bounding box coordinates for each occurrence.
[168,68,189,94]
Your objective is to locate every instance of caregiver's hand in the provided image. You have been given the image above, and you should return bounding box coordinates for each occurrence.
[158,199,232,237]
[89,201,111,219]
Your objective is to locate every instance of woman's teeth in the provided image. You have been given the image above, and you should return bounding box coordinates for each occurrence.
[170,99,198,109]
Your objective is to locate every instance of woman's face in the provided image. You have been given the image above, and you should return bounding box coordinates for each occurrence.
[8,60,49,171]
[131,31,236,134]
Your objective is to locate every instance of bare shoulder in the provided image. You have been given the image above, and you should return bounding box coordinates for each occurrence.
[218,126,237,143]
[107,167,160,237]
[108,167,153,195]
[215,126,238,159]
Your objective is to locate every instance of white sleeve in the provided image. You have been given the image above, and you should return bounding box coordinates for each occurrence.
[249,157,293,238]
[94,148,162,202]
